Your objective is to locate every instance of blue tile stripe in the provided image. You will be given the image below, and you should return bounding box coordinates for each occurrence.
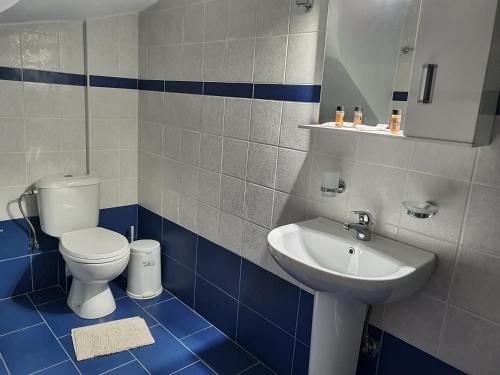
[89,75,138,89]
[23,69,87,86]
[2,66,500,108]
[0,66,22,81]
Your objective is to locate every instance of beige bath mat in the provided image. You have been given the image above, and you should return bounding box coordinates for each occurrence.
[71,317,155,361]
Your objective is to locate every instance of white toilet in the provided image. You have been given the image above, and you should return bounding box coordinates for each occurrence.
[35,175,130,319]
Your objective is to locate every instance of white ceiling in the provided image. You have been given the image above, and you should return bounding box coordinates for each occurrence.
[0,0,157,23]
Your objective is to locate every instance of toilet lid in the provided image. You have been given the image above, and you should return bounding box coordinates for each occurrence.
[60,227,129,262]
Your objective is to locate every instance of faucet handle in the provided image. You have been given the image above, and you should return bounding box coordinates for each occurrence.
[351,211,372,225]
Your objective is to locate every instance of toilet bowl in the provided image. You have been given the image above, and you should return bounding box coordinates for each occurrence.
[35,175,131,319]
[60,227,130,319]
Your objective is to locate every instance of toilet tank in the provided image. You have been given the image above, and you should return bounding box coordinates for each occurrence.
[35,176,100,237]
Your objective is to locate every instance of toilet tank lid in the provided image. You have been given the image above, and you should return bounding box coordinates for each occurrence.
[35,175,100,189]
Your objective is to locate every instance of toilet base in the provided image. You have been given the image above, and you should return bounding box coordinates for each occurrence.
[67,279,116,319]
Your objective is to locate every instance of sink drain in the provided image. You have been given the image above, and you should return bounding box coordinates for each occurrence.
[348,247,355,254]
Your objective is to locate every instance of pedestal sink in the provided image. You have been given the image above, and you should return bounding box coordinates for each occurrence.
[267,217,436,375]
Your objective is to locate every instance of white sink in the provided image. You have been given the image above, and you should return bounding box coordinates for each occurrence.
[267,217,436,375]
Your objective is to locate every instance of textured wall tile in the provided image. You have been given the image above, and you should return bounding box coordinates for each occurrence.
[246,143,277,188]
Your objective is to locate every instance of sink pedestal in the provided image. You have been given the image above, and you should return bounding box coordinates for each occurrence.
[309,292,367,375]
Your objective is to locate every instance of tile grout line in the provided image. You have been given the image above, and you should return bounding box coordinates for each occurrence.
[178,325,213,341]
[28,359,70,375]
[235,362,259,375]
[0,322,45,337]
[127,296,217,375]
[290,289,303,375]
[26,294,83,375]
[168,360,202,375]
[98,359,137,375]
[0,353,12,375]
[151,287,277,375]
[127,350,152,375]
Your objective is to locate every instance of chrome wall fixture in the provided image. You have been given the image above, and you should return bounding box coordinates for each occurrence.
[296,0,314,11]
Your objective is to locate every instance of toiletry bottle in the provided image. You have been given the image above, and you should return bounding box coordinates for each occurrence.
[335,106,345,128]
[390,109,401,133]
[353,106,363,127]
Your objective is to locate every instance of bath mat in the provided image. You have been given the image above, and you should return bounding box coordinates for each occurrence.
[71,317,155,361]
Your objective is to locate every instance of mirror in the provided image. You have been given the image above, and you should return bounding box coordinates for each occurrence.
[319,0,421,127]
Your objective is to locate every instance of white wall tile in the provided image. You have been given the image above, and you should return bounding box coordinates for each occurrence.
[21,30,59,71]
[220,175,245,217]
[439,306,500,375]
[272,191,307,228]
[410,141,477,181]
[198,168,221,208]
[246,143,277,188]
[0,24,21,68]
[217,211,243,254]
[23,83,59,118]
[241,220,270,268]
[200,134,223,172]
[179,194,198,232]
[228,0,257,39]
[450,247,500,323]
[181,43,203,81]
[285,32,321,84]
[226,39,255,83]
[0,81,23,117]
[201,96,224,136]
[0,118,24,153]
[222,138,248,179]
[250,100,282,146]
[474,123,500,187]
[255,0,290,37]
[205,0,229,42]
[275,148,311,198]
[383,293,446,355]
[223,98,251,140]
[183,3,205,43]
[27,151,62,184]
[462,184,500,256]
[0,153,26,187]
[26,118,61,153]
[162,187,179,223]
[180,130,201,166]
[280,102,316,151]
[203,42,227,82]
[355,135,412,168]
[254,36,287,83]
[244,182,274,228]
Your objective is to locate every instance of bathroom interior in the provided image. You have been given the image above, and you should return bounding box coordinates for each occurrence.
[0,0,499,374]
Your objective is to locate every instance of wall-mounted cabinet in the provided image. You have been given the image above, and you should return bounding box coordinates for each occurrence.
[316,0,500,147]
[404,0,500,146]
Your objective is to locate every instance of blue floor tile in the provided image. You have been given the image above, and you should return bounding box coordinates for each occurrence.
[29,286,67,306]
[356,325,383,375]
[237,305,295,375]
[0,355,9,375]
[0,324,68,375]
[194,277,238,339]
[0,295,42,335]
[132,288,175,308]
[105,361,148,375]
[37,298,101,337]
[60,335,134,375]
[100,297,156,327]
[99,205,137,239]
[292,341,310,375]
[162,254,196,307]
[182,327,257,375]
[240,260,300,335]
[131,325,198,374]
[175,361,216,374]
[35,360,79,374]
[239,364,275,375]
[146,298,211,339]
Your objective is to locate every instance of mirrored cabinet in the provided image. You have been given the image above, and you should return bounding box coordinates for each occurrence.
[308,0,500,147]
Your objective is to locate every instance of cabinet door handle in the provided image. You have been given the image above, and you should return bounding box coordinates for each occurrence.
[418,64,437,104]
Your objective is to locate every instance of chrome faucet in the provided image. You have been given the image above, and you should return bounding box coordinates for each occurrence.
[343,211,373,241]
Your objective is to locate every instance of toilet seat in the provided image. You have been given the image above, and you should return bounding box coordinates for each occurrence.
[60,227,129,264]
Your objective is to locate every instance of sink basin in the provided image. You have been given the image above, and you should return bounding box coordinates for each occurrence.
[267,217,435,304]
[267,217,436,375]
